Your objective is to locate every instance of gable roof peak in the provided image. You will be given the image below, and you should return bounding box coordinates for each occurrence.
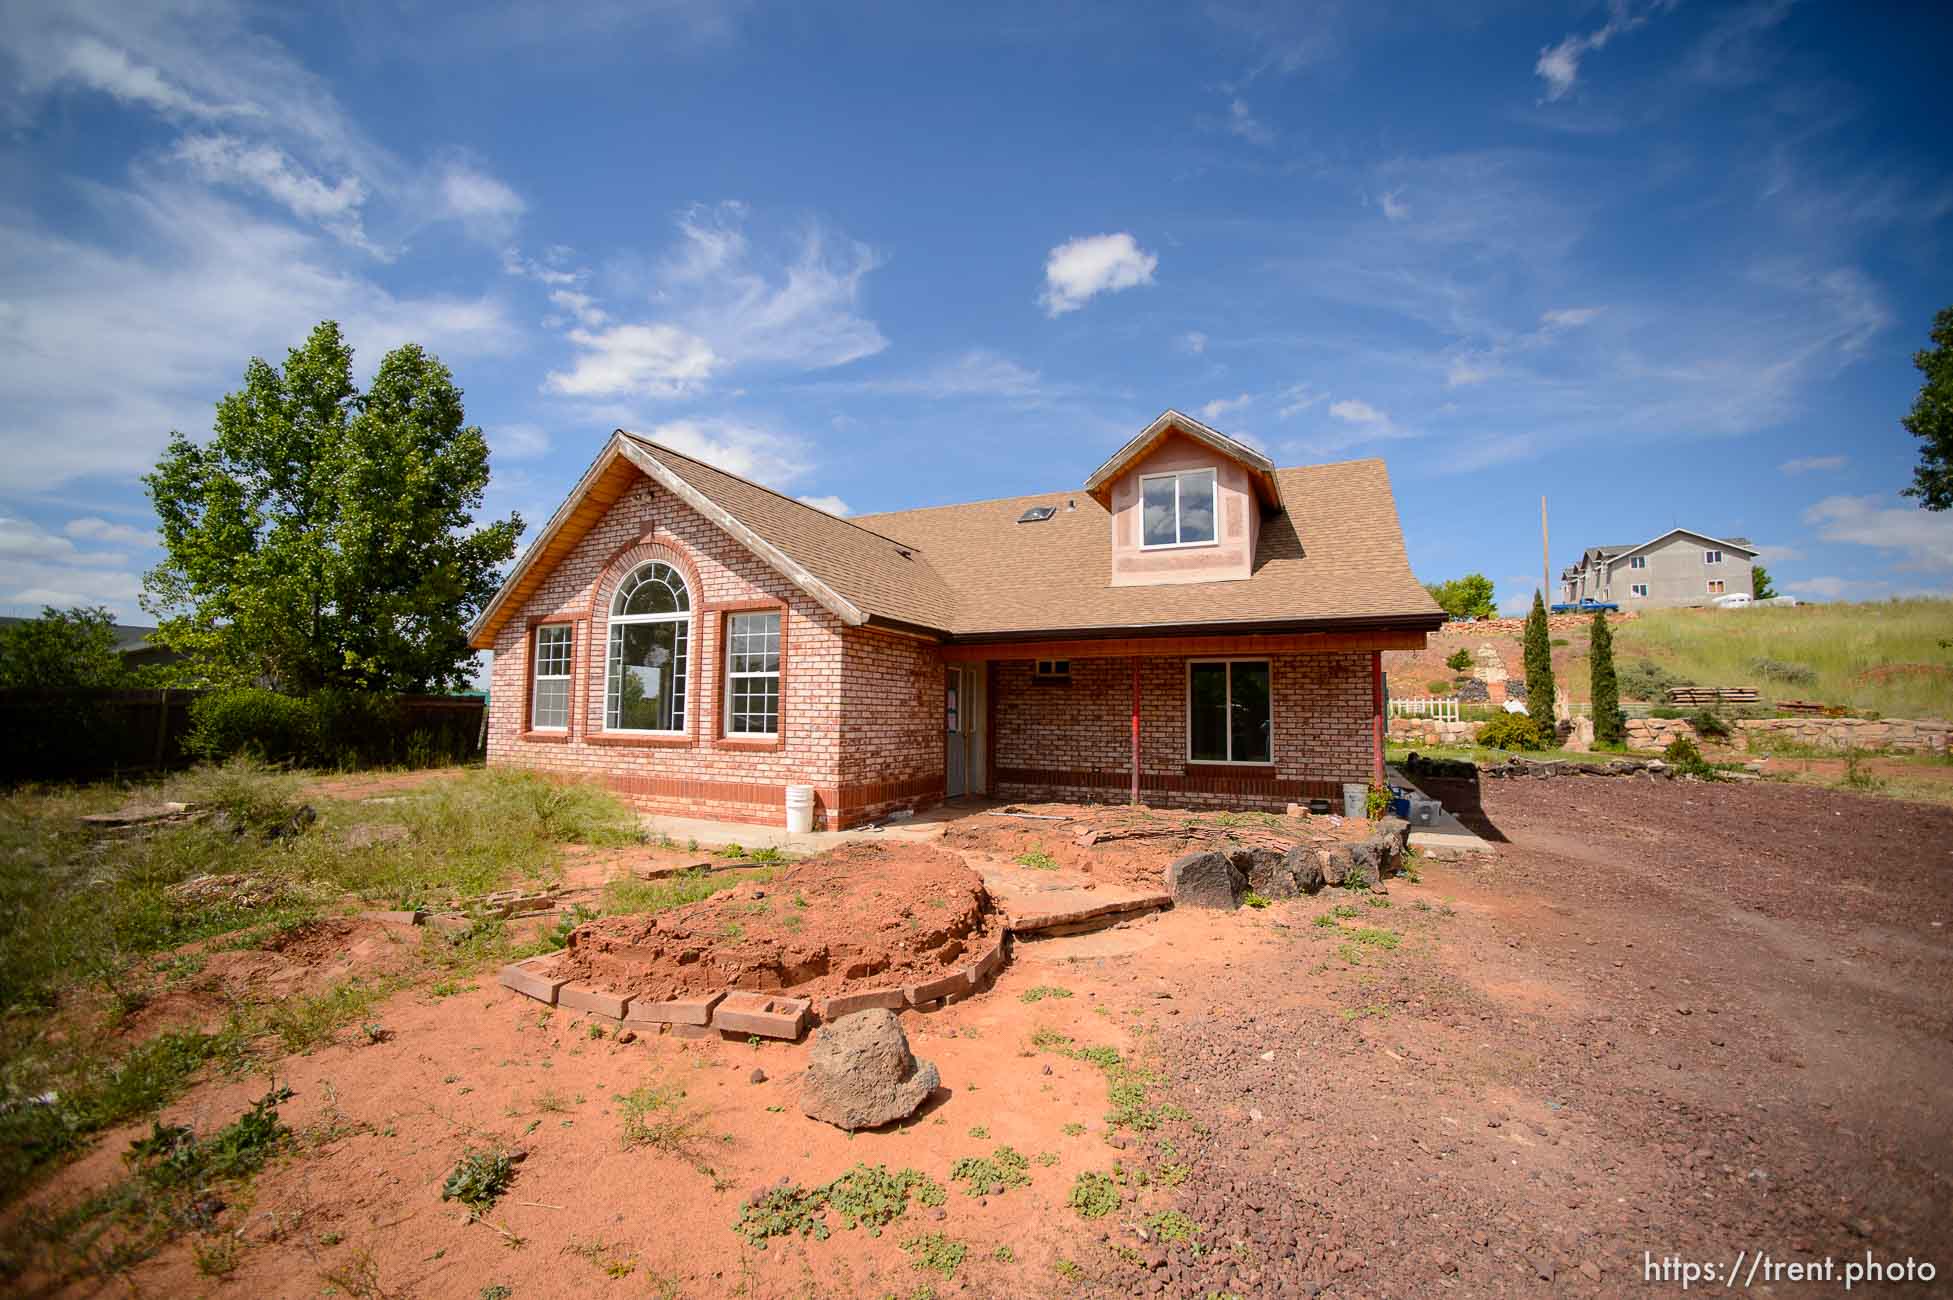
[1083,409,1281,509]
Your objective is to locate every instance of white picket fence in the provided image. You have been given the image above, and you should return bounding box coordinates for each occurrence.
[1388,696,1460,723]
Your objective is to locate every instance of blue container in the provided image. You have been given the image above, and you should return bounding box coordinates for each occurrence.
[1387,796,1412,819]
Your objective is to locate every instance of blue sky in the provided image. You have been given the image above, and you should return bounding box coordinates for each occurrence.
[3,0,1952,625]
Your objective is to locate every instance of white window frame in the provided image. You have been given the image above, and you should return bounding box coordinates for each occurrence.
[1137,467,1220,550]
[723,610,782,738]
[1629,555,1648,570]
[1704,549,1723,564]
[604,562,692,735]
[1707,579,1726,595]
[1184,657,1274,766]
[1630,583,1649,598]
[529,624,573,730]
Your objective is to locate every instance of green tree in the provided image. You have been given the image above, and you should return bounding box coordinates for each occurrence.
[1902,306,1953,510]
[0,606,129,689]
[1589,609,1623,746]
[1445,648,1473,674]
[1522,591,1557,726]
[142,322,522,693]
[1421,573,1497,620]
[1751,563,1777,600]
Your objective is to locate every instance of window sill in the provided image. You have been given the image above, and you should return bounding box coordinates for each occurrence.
[1184,762,1278,776]
[587,732,694,748]
[715,736,784,752]
[519,730,570,744]
[1138,539,1220,552]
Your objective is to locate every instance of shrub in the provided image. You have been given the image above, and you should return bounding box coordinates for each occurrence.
[185,687,476,769]
[1445,648,1474,673]
[1424,679,1452,695]
[1687,709,1731,740]
[1748,656,1816,685]
[1476,712,1549,751]
[1590,610,1624,747]
[1521,593,1557,723]
[1619,659,1689,702]
[1662,736,1714,777]
[1066,1170,1119,1219]
[186,688,316,764]
[441,1148,514,1213]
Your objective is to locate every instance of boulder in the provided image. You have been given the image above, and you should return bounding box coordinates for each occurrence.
[1342,841,1382,891]
[1165,851,1244,909]
[799,1010,940,1132]
[1228,846,1292,898]
[1283,844,1326,895]
[1322,845,1352,887]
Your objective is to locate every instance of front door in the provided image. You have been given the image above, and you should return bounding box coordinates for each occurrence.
[944,667,966,797]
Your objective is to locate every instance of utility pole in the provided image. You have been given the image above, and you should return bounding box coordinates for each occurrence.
[1541,495,1550,601]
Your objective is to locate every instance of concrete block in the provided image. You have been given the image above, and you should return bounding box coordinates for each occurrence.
[624,990,725,1027]
[671,1022,714,1039]
[558,982,629,1019]
[970,936,1007,985]
[904,970,966,1006]
[497,956,569,1005]
[712,991,811,1040]
[820,987,907,1020]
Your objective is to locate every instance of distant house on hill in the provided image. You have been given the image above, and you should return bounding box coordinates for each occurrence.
[1558,529,1758,610]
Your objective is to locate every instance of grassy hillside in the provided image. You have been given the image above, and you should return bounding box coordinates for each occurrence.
[1607,599,1953,720]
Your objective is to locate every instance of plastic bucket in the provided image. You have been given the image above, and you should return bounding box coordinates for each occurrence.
[784,784,815,834]
[1342,783,1367,819]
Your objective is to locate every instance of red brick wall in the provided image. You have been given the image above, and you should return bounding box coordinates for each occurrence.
[989,650,1374,809]
[486,474,940,827]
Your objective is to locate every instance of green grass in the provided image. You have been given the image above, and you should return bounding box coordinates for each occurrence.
[1013,849,1059,870]
[600,866,763,917]
[1610,600,1953,719]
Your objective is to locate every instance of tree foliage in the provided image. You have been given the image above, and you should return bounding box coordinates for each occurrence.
[1589,609,1623,746]
[1751,563,1777,600]
[1902,306,1953,510]
[142,322,522,693]
[1422,573,1497,620]
[0,606,130,689]
[1521,591,1557,725]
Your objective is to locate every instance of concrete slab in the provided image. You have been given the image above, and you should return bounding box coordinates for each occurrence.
[636,798,1000,854]
[1386,766,1492,856]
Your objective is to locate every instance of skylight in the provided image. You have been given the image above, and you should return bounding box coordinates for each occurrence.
[1016,505,1057,523]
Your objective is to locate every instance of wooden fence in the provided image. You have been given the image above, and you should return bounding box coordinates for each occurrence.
[0,688,485,783]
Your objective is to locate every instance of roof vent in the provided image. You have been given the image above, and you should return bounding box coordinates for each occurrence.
[1017,505,1057,524]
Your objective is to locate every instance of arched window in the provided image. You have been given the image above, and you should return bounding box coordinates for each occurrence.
[605,562,691,732]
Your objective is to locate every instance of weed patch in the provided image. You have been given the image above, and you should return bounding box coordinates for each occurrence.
[901,1232,967,1279]
[1019,985,1073,1003]
[1066,1170,1119,1219]
[948,1145,1031,1197]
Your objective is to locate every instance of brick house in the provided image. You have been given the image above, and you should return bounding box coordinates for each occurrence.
[470,410,1444,828]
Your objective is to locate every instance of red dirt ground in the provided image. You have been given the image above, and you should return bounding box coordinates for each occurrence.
[555,842,1000,1000]
[10,775,1952,1298]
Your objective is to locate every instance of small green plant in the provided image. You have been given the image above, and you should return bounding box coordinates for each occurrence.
[949,1145,1032,1196]
[441,1148,514,1214]
[1662,735,1716,777]
[1240,891,1270,909]
[734,1182,831,1247]
[1687,708,1732,740]
[1363,784,1391,820]
[825,1164,944,1235]
[1446,648,1474,673]
[1311,912,1338,928]
[901,1232,967,1279]
[966,1125,989,1139]
[1841,748,1886,791]
[993,1244,1015,1262]
[616,1080,712,1161]
[1476,711,1549,751]
[1019,984,1074,1003]
[1061,1122,1085,1136]
[746,845,787,864]
[1066,1170,1119,1219]
[1013,849,1059,870]
[1055,1258,1084,1280]
[1146,1210,1199,1243]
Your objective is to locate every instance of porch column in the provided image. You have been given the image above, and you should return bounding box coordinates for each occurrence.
[1370,649,1384,787]
[1130,656,1141,806]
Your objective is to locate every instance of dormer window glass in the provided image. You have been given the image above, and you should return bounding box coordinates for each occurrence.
[1139,468,1218,548]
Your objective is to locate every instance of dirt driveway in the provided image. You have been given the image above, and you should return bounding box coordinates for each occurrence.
[18,776,1952,1298]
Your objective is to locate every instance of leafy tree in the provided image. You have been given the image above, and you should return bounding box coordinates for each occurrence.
[1445,648,1474,674]
[0,606,129,689]
[142,322,523,693]
[1422,573,1497,620]
[1751,563,1777,600]
[1589,609,1623,746]
[1522,591,1557,725]
[1902,306,1953,510]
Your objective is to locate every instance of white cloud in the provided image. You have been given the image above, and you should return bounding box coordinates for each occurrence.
[548,290,607,328]
[1804,495,1953,571]
[1540,307,1601,330]
[1328,398,1390,428]
[1198,393,1253,423]
[64,516,155,547]
[1496,574,1539,614]
[1379,189,1410,222]
[824,349,1045,401]
[172,133,373,250]
[1225,97,1274,146]
[503,246,581,287]
[630,419,813,488]
[488,423,551,461]
[1534,1,1670,102]
[1040,233,1158,317]
[796,494,851,516]
[0,516,144,617]
[1179,330,1209,355]
[438,163,526,243]
[1445,354,1497,388]
[1276,384,1323,419]
[1782,576,1856,601]
[1749,542,1803,564]
[1780,454,1847,475]
[544,324,719,399]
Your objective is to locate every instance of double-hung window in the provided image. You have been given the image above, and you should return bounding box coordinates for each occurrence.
[606,562,690,733]
[1708,580,1726,595]
[530,626,572,730]
[1704,549,1723,565]
[1187,660,1271,764]
[1630,583,1649,598]
[725,611,781,737]
[1629,555,1647,570]
[1139,468,1218,548]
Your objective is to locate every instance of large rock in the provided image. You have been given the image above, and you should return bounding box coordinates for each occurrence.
[1165,851,1244,909]
[1228,846,1291,897]
[799,1010,939,1132]
[1283,844,1326,895]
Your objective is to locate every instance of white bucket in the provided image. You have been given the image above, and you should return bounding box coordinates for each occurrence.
[784,784,815,834]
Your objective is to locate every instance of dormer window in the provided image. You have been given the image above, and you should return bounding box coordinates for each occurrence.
[1139,468,1217,548]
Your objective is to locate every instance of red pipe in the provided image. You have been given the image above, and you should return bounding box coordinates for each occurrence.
[1370,649,1384,787]
[1130,656,1141,806]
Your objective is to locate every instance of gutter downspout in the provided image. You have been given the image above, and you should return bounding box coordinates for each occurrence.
[1130,656,1141,807]
[1371,650,1385,788]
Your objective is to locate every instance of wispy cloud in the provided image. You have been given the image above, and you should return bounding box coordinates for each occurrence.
[1534,0,1674,102]
[1040,233,1158,317]
[1780,455,1846,475]
[1804,495,1953,571]
[64,516,155,547]
[628,418,814,490]
[796,494,851,516]
[818,349,1047,401]
[544,324,719,400]
[0,514,145,616]
[1224,97,1273,145]
[1379,189,1409,222]
[1198,393,1253,422]
[1178,331,1209,355]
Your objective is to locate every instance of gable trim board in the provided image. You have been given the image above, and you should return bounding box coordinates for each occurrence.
[1604,528,1759,563]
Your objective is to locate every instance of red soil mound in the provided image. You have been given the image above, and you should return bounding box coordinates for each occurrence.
[555,841,998,1002]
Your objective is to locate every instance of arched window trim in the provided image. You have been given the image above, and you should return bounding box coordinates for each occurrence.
[604,561,693,734]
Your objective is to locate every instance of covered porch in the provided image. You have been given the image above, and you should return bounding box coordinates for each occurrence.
[938,629,1419,813]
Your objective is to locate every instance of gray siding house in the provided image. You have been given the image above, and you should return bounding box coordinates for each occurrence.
[1559,529,1758,609]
